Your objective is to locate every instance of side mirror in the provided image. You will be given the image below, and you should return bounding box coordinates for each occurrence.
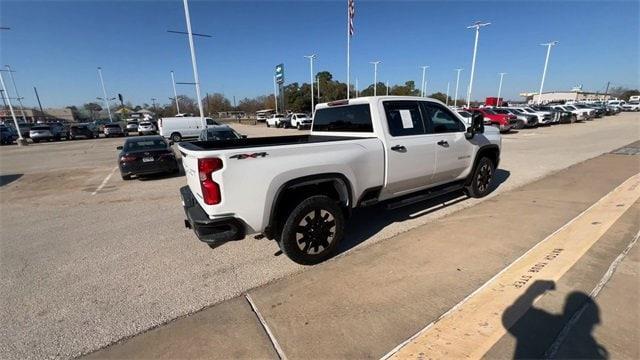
[465,111,485,139]
[116,145,123,150]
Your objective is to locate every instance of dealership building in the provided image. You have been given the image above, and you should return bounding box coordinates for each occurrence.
[0,108,75,124]
[528,90,611,104]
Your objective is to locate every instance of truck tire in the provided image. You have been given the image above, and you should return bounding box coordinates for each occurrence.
[279,195,345,265]
[171,133,182,142]
[465,157,495,198]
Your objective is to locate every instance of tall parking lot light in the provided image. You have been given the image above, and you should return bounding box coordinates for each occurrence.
[420,65,429,97]
[97,67,114,122]
[466,21,491,108]
[446,81,450,106]
[182,0,205,127]
[454,68,463,108]
[170,71,181,114]
[355,77,359,97]
[370,61,381,96]
[4,65,27,123]
[386,81,390,95]
[304,54,317,114]
[496,72,507,107]
[0,72,25,143]
[538,41,558,103]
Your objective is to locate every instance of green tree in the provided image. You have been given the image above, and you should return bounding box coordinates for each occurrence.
[428,92,450,104]
[83,102,102,120]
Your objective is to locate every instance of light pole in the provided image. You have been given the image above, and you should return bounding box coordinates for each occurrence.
[420,65,429,97]
[0,72,25,143]
[355,77,359,97]
[182,0,205,127]
[316,75,320,99]
[369,61,381,96]
[496,72,507,107]
[151,98,158,115]
[4,65,27,123]
[538,41,558,103]
[170,71,181,114]
[304,54,317,114]
[445,81,450,106]
[454,68,463,108]
[466,21,491,107]
[97,67,113,122]
[386,81,389,95]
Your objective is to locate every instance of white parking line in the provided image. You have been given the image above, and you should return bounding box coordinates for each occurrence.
[91,166,118,196]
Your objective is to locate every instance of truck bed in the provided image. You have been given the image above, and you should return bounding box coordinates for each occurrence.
[178,135,370,151]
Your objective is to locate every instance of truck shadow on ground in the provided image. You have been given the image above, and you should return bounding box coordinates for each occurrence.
[0,174,23,187]
[338,169,510,254]
[503,280,607,359]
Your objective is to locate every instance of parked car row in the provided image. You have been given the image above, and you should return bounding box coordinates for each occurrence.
[453,101,623,133]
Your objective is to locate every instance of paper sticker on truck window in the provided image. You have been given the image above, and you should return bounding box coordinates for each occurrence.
[400,110,414,129]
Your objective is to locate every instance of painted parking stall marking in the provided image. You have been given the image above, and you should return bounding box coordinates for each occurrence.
[384,172,640,360]
[91,166,118,196]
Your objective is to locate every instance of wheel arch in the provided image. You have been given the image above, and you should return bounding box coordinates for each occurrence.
[467,144,500,185]
[265,173,353,240]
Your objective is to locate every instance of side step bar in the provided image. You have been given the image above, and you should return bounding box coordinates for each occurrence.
[386,182,465,210]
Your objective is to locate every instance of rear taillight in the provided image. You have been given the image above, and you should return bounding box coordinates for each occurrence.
[120,155,138,163]
[198,158,223,205]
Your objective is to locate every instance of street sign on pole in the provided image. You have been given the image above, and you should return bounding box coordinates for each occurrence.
[275,63,284,84]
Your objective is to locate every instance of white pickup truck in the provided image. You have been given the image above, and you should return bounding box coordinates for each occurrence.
[178,96,502,264]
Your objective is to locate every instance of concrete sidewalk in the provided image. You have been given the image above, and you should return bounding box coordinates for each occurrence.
[86,148,639,359]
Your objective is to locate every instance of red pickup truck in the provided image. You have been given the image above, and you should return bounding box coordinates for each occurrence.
[467,108,515,133]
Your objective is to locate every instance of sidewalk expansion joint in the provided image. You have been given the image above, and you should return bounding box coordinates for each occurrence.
[245,293,288,360]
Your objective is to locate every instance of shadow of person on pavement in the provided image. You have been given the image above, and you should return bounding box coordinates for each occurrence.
[502,280,607,359]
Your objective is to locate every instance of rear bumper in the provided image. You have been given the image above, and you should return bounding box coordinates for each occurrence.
[120,159,178,176]
[179,186,245,246]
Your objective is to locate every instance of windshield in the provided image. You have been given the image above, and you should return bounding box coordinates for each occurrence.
[125,139,167,151]
[105,124,120,128]
[31,126,50,130]
[493,109,509,114]
[483,109,497,115]
[566,106,577,110]
[139,122,151,126]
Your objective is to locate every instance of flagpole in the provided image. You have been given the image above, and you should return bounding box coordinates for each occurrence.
[346,0,350,100]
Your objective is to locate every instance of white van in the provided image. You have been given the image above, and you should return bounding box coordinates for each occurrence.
[158,117,222,142]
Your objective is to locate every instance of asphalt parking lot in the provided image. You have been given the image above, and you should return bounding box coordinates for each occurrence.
[1,114,639,359]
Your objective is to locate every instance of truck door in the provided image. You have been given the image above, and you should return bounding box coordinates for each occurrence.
[421,102,474,183]
[381,100,437,197]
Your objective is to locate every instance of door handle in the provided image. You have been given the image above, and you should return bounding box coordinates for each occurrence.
[391,145,407,152]
[437,140,449,147]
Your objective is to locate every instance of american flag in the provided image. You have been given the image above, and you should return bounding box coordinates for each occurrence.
[348,0,355,37]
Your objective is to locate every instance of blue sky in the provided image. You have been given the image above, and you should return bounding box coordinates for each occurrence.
[1,0,638,108]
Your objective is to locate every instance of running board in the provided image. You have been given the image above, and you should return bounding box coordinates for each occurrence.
[386,182,465,210]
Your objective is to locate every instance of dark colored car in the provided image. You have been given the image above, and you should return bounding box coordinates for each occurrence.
[70,123,100,139]
[0,125,18,145]
[117,136,179,180]
[197,126,245,141]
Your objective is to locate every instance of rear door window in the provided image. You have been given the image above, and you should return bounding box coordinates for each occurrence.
[382,101,426,137]
[312,104,373,132]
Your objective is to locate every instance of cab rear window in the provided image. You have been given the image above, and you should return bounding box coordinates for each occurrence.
[312,104,373,132]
